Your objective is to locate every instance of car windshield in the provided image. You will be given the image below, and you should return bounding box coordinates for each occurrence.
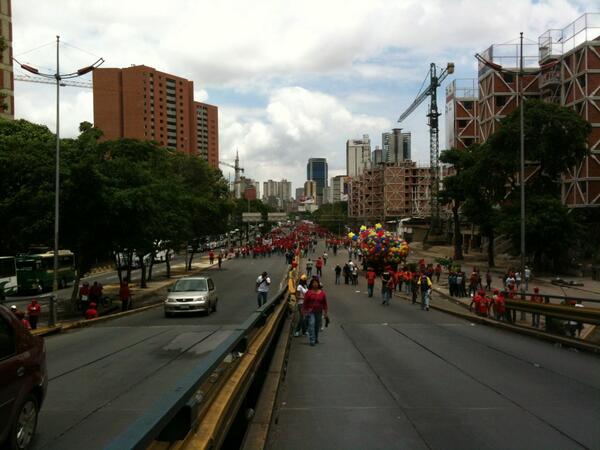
[173,279,208,292]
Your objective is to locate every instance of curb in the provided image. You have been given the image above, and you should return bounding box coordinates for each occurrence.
[424,288,600,353]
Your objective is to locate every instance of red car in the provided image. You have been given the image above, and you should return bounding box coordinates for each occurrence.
[0,305,47,450]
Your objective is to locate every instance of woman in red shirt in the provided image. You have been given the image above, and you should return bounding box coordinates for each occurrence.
[302,277,329,346]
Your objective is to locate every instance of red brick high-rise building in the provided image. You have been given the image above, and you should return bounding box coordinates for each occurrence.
[0,0,13,119]
[93,65,218,168]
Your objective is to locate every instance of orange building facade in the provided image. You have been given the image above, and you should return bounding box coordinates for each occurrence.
[93,65,218,168]
[0,0,13,119]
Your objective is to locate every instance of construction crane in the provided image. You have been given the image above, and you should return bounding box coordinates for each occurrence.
[14,73,93,88]
[398,62,454,231]
[219,151,245,198]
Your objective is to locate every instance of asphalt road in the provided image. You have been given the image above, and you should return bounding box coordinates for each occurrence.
[32,253,288,450]
[267,245,600,450]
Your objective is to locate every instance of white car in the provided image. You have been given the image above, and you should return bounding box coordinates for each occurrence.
[164,276,218,317]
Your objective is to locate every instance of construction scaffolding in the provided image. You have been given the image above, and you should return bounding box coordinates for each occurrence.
[348,161,431,222]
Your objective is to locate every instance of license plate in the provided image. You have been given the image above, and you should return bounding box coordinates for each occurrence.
[178,305,190,310]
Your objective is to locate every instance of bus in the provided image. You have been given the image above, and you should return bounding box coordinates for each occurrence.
[0,256,17,299]
[16,250,76,293]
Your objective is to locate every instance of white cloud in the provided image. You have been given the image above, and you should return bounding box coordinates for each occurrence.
[220,87,391,188]
[194,89,209,103]
[11,0,589,191]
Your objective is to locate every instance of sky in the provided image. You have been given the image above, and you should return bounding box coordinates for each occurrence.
[12,0,592,193]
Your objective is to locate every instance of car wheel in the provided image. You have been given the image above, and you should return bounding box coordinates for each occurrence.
[10,393,39,450]
[213,299,218,312]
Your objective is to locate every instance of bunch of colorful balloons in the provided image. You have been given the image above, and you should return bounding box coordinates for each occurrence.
[348,223,410,265]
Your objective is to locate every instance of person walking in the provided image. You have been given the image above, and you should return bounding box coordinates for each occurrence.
[26,299,41,330]
[217,253,223,269]
[315,257,323,277]
[322,252,328,266]
[119,281,132,311]
[485,270,492,291]
[434,264,442,283]
[306,258,313,277]
[351,264,359,286]
[295,275,308,337]
[343,263,350,284]
[524,266,532,291]
[209,250,215,265]
[381,269,392,305]
[303,277,328,346]
[334,264,342,285]
[366,267,376,298]
[256,271,271,307]
[418,272,432,311]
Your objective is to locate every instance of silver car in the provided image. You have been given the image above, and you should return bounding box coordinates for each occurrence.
[164,276,218,317]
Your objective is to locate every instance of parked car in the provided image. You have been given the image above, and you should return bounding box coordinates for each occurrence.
[164,276,218,317]
[0,305,47,450]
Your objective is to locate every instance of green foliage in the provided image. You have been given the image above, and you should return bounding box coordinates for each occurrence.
[312,202,347,234]
[499,195,579,270]
[0,119,232,285]
[434,256,453,270]
[439,100,592,270]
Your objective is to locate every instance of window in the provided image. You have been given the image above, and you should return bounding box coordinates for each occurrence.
[495,96,507,107]
[458,119,468,128]
[0,317,16,360]
[462,101,473,110]
[503,73,514,83]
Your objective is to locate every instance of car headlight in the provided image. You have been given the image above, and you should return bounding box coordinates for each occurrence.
[167,298,177,303]
[196,297,207,303]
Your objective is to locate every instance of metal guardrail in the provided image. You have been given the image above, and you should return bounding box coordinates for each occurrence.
[105,286,289,450]
[505,299,600,325]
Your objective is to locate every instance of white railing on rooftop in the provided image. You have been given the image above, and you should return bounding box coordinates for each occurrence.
[539,13,600,60]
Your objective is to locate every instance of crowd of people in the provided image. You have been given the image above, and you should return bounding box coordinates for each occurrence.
[8,299,41,330]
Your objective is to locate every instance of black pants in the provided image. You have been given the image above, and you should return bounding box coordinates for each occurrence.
[29,316,38,330]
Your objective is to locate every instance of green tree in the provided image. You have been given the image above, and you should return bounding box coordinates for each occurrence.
[0,119,56,254]
[312,202,347,234]
[439,147,475,260]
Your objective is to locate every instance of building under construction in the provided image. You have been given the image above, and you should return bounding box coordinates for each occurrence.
[348,161,431,222]
[446,12,600,208]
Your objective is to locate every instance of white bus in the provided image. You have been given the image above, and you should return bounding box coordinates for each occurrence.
[0,256,17,298]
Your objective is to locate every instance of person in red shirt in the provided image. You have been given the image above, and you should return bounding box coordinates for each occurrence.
[85,302,99,320]
[470,290,484,315]
[26,299,41,330]
[16,311,31,330]
[434,264,442,283]
[366,267,377,298]
[119,281,132,311]
[491,289,506,321]
[315,257,324,277]
[477,290,490,317]
[302,277,328,346]
[209,251,215,265]
[530,287,543,327]
[79,281,90,311]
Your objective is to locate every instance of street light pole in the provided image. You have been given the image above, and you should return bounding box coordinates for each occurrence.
[50,35,61,327]
[519,32,526,294]
[14,39,103,327]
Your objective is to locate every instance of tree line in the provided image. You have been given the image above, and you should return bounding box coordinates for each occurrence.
[0,119,233,299]
[440,99,598,270]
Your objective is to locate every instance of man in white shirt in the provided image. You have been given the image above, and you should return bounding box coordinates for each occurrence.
[256,271,271,307]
